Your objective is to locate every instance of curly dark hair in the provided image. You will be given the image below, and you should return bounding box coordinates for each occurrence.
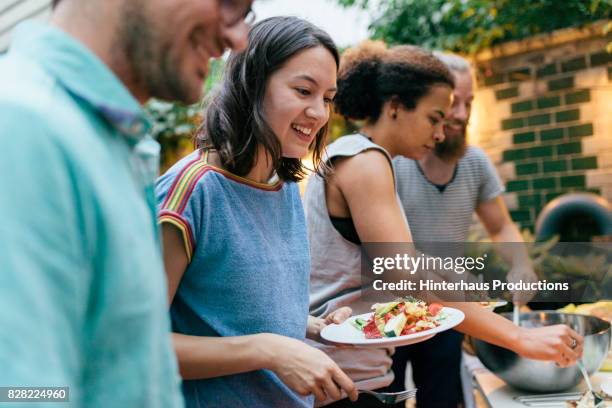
[335,41,454,122]
[195,16,339,183]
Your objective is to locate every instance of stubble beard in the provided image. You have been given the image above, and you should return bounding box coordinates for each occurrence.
[115,1,194,104]
[435,125,467,162]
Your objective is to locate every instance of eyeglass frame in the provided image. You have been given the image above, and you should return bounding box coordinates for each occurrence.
[220,0,256,28]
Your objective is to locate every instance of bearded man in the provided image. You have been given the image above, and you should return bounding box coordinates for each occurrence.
[390,52,534,408]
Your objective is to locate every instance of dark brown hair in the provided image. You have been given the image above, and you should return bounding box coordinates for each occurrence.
[335,41,454,122]
[196,16,339,182]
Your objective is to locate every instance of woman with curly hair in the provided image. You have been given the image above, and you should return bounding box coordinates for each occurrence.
[304,41,583,407]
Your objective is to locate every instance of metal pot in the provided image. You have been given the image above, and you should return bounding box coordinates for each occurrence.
[473,311,611,392]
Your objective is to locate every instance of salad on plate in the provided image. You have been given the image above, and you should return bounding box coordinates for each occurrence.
[351,298,445,339]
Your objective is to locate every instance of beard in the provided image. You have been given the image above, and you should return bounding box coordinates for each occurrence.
[435,123,467,162]
[115,1,193,103]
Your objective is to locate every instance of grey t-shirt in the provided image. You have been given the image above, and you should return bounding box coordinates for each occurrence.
[393,145,504,243]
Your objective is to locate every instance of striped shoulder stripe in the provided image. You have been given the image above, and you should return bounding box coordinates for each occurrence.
[161,150,212,214]
[159,211,195,262]
[159,150,211,262]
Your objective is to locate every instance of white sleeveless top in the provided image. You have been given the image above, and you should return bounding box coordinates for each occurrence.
[304,134,410,400]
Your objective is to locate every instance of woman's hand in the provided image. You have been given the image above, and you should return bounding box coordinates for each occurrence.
[306,307,353,341]
[325,307,353,325]
[515,325,584,367]
[258,333,358,403]
[451,302,584,368]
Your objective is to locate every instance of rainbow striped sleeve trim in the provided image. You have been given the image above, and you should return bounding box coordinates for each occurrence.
[159,150,284,260]
[158,150,210,262]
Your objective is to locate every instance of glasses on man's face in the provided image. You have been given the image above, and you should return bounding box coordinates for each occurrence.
[220,0,256,28]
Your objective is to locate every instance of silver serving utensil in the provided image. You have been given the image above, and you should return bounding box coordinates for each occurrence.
[513,302,520,326]
[514,391,583,402]
[358,388,417,405]
[514,391,582,406]
[577,359,605,406]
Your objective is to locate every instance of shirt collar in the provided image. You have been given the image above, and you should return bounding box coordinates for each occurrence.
[9,21,151,145]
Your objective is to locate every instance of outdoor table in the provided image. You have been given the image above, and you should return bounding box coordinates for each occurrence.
[471,363,612,407]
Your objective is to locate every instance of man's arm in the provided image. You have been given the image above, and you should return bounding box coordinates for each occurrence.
[476,196,537,302]
[476,196,523,242]
[335,152,581,365]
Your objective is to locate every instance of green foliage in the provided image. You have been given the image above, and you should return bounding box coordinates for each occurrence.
[146,99,200,171]
[328,112,360,142]
[145,58,226,170]
[336,0,611,53]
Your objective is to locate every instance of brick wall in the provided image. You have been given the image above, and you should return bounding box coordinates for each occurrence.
[469,22,612,231]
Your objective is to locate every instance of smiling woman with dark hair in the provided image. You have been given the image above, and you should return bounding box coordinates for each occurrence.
[156,16,357,408]
[195,16,334,182]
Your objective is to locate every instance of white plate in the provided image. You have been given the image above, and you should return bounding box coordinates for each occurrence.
[480,300,508,310]
[321,307,465,348]
[601,379,612,397]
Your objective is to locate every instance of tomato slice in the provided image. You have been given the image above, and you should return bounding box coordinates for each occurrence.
[428,303,443,316]
[364,318,382,339]
[400,323,416,335]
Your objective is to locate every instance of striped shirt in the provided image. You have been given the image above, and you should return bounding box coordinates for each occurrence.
[393,146,504,242]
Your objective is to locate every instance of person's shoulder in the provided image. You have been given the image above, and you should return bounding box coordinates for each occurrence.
[459,146,503,194]
[157,150,253,210]
[0,97,64,163]
[276,180,304,206]
[283,180,301,194]
[462,145,489,161]
[0,54,60,114]
[332,148,394,193]
[392,155,417,173]
[459,145,495,170]
[156,150,213,194]
[0,68,87,207]
[0,56,75,150]
[340,147,391,171]
[326,133,386,159]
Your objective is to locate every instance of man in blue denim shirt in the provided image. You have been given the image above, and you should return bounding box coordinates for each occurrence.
[0,0,252,406]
